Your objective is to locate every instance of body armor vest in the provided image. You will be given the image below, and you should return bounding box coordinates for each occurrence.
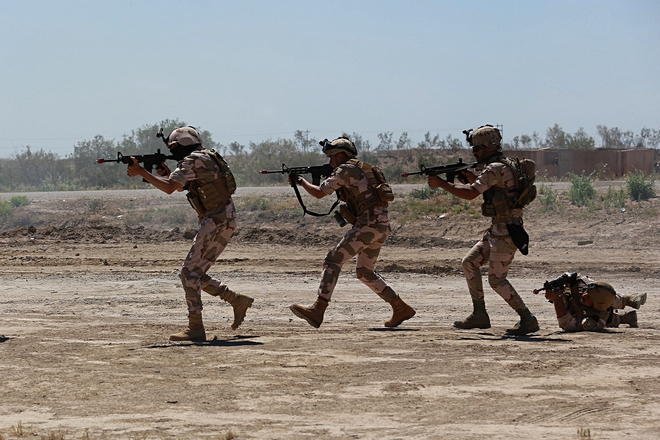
[186,150,237,217]
[337,159,393,223]
[481,158,521,222]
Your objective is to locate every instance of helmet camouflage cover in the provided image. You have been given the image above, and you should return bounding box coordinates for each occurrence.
[320,136,357,158]
[470,125,502,152]
[587,282,616,311]
[168,126,202,147]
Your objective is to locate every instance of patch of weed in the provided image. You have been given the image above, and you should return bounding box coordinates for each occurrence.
[626,170,655,201]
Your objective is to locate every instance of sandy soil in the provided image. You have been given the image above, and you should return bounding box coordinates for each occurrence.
[1,186,659,439]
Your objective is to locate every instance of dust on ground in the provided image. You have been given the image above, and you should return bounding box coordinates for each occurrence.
[1,187,659,439]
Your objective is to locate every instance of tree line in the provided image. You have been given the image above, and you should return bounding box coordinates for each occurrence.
[1,120,658,192]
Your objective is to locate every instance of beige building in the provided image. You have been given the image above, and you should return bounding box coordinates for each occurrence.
[503,148,657,179]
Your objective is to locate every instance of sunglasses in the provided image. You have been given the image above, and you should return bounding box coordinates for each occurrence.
[472,144,487,152]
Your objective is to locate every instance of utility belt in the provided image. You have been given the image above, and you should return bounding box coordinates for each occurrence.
[334,203,385,227]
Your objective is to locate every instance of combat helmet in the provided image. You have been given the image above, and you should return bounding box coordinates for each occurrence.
[158,125,202,160]
[167,126,202,147]
[470,124,502,152]
[587,282,616,311]
[320,136,357,159]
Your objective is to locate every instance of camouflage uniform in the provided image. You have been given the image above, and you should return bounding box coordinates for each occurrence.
[317,162,397,302]
[170,149,236,313]
[463,159,528,312]
[555,275,642,331]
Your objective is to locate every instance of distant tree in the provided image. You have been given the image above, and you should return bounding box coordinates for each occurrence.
[0,146,69,190]
[72,135,123,188]
[396,132,412,150]
[445,134,464,152]
[348,132,372,153]
[597,125,636,148]
[416,131,443,150]
[567,127,595,150]
[544,124,570,149]
[294,130,316,153]
[520,134,532,149]
[640,127,660,149]
[376,132,394,152]
[508,136,521,149]
[228,142,246,156]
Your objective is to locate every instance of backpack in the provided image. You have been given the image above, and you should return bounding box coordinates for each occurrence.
[501,157,537,208]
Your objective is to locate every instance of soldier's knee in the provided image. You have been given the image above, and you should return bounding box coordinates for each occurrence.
[356,267,375,282]
[488,273,507,289]
[323,259,343,272]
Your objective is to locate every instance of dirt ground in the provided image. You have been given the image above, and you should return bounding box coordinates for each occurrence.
[1,186,659,439]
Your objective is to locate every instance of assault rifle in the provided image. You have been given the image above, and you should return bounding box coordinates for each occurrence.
[533,272,578,295]
[260,163,338,217]
[97,149,175,181]
[260,163,334,186]
[401,158,477,183]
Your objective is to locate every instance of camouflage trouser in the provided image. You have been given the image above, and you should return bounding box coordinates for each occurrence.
[180,215,236,313]
[461,229,527,311]
[318,222,396,302]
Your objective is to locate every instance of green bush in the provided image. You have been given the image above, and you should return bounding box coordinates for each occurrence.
[538,184,558,211]
[626,170,655,201]
[10,195,30,207]
[0,196,30,223]
[602,186,627,210]
[568,173,596,207]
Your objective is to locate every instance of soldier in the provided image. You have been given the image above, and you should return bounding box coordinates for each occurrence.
[427,125,539,335]
[127,126,253,341]
[289,136,416,328]
[541,272,646,331]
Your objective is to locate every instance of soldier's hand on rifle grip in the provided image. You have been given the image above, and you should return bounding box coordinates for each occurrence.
[127,157,143,178]
[288,174,302,186]
[457,170,473,185]
[544,288,562,303]
[427,175,443,188]
[156,161,171,177]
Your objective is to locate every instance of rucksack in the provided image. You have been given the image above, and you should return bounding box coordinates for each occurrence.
[501,157,537,208]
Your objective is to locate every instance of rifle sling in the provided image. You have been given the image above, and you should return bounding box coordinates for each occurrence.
[291,180,340,217]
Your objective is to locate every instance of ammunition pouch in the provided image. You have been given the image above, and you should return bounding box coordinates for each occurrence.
[338,204,357,226]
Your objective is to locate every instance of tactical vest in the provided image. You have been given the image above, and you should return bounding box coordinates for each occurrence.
[481,157,535,222]
[337,159,394,224]
[186,149,237,217]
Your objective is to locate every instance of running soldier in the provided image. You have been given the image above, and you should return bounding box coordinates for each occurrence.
[289,136,416,328]
[539,272,646,331]
[127,126,253,341]
[427,125,539,335]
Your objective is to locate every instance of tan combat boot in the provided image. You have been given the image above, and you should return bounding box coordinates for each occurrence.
[625,293,647,310]
[170,312,206,342]
[454,299,491,329]
[505,307,539,335]
[619,310,638,328]
[290,296,329,328]
[385,296,416,327]
[220,289,254,330]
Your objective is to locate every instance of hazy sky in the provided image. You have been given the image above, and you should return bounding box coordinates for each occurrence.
[1,0,658,157]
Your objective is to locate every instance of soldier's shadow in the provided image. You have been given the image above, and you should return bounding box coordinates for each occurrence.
[368,327,419,332]
[458,331,573,343]
[139,335,264,349]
